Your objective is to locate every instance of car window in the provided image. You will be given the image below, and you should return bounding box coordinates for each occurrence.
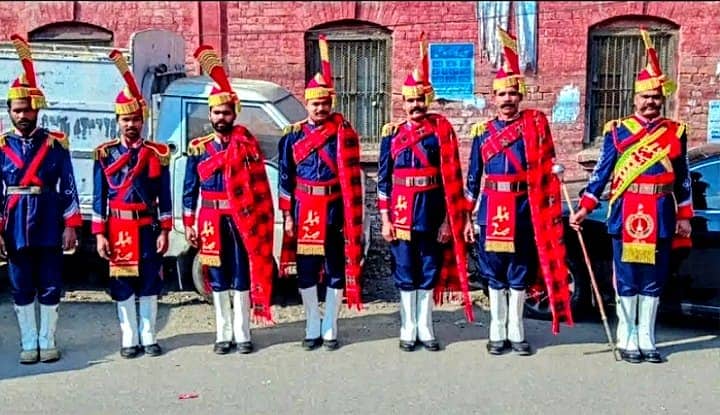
[185,102,281,160]
[274,94,307,124]
[691,161,720,210]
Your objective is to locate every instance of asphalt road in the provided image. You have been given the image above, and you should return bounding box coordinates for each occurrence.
[0,291,718,415]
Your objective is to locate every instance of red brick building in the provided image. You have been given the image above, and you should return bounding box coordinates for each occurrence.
[2,1,719,177]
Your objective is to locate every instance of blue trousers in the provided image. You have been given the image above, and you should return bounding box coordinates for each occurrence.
[109,225,164,302]
[390,231,442,291]
[207,216,250,292]
[476,225,536,290]
[8,246,63,306]
[297,225,345,289]
[612,237,671,297]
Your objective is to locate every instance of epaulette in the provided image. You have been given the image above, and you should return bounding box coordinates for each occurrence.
[47,131,69,149]
[381,122,399,137]
[187,134,214,156]
[675,121,687,138]
[0,133,6,147]
[144,141,171,166]
[470,121,486,138]
[602,119,620,136]
[282,121,303,136]
[94,138,121,160]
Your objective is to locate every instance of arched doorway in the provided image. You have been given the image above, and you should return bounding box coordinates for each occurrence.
[585,16,679,146]
[29,21,113,47]
[305,20,392,160]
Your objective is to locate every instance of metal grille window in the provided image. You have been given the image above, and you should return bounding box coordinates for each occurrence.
[306,27,391,160]
[586,27,677,145]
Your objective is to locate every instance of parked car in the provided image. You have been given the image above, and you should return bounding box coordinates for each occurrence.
[468,143,720,321]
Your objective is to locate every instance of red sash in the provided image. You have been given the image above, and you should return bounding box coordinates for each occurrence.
[390,167,440,241]
[293,122,338,168]
[480,120,524,168]
[390,119,434,163]
[2,140,51,214]
[107,201,153,277]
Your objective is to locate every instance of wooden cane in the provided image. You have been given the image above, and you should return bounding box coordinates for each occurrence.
[552,165,621,361]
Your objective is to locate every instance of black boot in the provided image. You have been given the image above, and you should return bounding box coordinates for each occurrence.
[324,339,340,351]
[237,341,254,354]
[621,349,643,364]
[486,340,507,355]
[641,349,663,363]
[399,340,416,352]
[213,341,233,355]
[143,343,163,357]
[120,345,142,359]
[510,340,531,356]
[420,339,440,352]
[302,337,323,351]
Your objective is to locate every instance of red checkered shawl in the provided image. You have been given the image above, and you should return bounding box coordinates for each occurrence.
[224,125,275,324]
[522,110,574,334]
[427,114,474,322]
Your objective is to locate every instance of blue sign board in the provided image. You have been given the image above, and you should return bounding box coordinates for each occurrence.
[429,43,475,101]
[708,100,720,143]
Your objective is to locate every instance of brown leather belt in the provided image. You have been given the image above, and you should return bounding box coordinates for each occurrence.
[297,183,341,196]
[109,209,154,220]
[626,183,673,195]
[393,175,441,187]
[484,180,528,192]
[201,199,231,209]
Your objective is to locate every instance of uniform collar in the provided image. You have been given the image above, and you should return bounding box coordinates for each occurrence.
[14,127,40,139]
[633,112,662,126]
[121,136,144,149]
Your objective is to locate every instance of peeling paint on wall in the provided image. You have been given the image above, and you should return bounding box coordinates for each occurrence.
[552,85,580,124]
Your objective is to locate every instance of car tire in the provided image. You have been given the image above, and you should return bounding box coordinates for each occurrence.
[524,254,590,321]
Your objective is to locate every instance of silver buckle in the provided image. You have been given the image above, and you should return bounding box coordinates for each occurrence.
[496,182,512,192]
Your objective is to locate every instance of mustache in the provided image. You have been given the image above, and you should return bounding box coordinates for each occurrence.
[411,107,426,113]
[501,103,515,108]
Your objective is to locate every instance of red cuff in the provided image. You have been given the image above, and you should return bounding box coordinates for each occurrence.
[378,198,389,211]
[64,213,82,228]
[159,218,173,230]
[672,235,692,250]
[579,194,598,212]
[677,204,694,220]
[279,196,292,211]
[466,198,476,213]
[91,221,106,235]
[183,214,195,227]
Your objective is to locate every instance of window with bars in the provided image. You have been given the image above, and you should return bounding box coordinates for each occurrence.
[585,26,678,145]
[305,25,391,161]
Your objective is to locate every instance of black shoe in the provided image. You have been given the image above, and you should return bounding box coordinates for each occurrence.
[486,340,507,355]
[120,345,142,359]
[621,349,643,364]
[510,340,531,356]
[214,341,233,355]
[144,343,163,357]
[420,339,440,352]
[641,349,663,363]
[302,337,323,351]
[399,340,416,352]
[324,339,339,351]
[237,341,254,354]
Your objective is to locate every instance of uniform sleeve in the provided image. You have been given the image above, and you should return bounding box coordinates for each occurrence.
[465,133,484,212]
[59,147,82,228]
[92,157,109,234]
[579,129,617,212]
[278,132,296,212]
[0,152,5,230]
[157,161,173,230]
[377,134,393,213]
[182,153,201,227]
[673,127,693,219]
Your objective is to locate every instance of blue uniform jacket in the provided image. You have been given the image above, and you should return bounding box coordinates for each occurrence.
[0,128,81,250]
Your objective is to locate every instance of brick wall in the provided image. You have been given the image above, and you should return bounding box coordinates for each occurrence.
[2,1,719,180]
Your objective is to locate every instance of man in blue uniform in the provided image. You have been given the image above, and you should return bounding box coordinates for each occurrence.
[93,50,172,359]
[570,28,692,364]
[278,62,364,351]
[183,45,275,355]
[464,28,572,356]
[1,34,81,364]
[378,64,472,352]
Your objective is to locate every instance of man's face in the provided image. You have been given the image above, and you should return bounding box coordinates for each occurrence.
[117,112,144,142]
[8,98,38,133]
[403,96,427,122]
[209,103,236,134]
[306,98,331,123]
[634,88,664,119]
[493,86,522,119]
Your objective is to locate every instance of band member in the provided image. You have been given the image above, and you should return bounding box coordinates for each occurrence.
[2,34,81,364]
[183,45,275,354]
[570,28,692,364]
[464,28,574,355]
[278,35,364,351]
[378,32,473,352]
[92,50,171,359]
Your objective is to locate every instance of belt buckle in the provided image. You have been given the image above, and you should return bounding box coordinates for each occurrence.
[497,182,511,192]
[639,183,653,194]
[415,177,428,187]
